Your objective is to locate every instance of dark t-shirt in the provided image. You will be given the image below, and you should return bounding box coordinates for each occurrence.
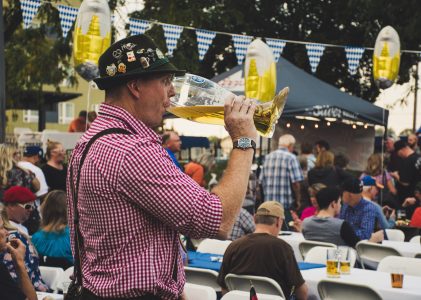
[0,263,26,300]
[399,153,421,201]
[217,233,304,297]
[41,164,67,192]
[308,167,351,188]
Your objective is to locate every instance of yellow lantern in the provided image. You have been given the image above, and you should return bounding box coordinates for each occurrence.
[373,26,400,89]
[244,38,277,102]
[73,0,111,82]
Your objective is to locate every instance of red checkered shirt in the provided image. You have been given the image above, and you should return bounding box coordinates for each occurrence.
[66,103,222,299]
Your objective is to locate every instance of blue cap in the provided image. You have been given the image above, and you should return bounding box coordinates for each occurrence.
[361,175,384,189]
[23,146,43,157]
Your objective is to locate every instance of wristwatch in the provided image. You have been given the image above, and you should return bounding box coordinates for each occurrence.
[233,137,256,151]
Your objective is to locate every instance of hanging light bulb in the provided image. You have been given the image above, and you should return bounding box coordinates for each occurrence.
[286,123,291,128]
[300,124,305,130]
[364,124,368,129]
[327,122,331,126]
[352,124,357,129]
[314,123,319,128]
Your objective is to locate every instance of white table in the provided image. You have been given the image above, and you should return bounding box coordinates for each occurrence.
[36,292,63,300]
[302,267,421,300]
[382,240,421,258]
[278,231,305,262]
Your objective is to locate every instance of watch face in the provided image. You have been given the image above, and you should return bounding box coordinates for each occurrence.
[238,137,252,149]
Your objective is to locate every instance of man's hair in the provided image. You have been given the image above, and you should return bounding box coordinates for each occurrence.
[79,110,87,118]
[315,140,330,151]
[334,153,349,168]
[316,187,340,210]
[255,214,278,225]
[278,134,295,147]
[315,150,334,168]
[300,142,313,154]
[162,133,171,145]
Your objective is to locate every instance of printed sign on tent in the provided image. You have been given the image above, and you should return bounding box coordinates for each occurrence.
[345,47,365,75]
[305,43,326,73]
[162,24,183,56]
[196,29,217,61]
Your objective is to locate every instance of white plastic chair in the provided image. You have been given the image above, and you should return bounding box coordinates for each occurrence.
[377,256,421,276]
[184,283,217,300]
[197,239,232,255]
[385,229,405,242]
[356,241,402,269]
[224,274,285,299]
[184,266,220,291]
[39,266,65,293]
[409,235,420,244]
[57,266,74,291]
[304,246,332,264]
[298,240,336,260]
[221,290,284,300]
[318,280,382,300]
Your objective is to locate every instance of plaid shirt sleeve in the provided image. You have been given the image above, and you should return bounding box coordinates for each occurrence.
[118,138,222,239]
[354,203,377,240]
[288,156,304,183]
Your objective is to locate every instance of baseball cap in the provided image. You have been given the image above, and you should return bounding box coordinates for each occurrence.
[361,175,384,189]
[2,186,36,204]
[255,201,285,219]
[341,177,363,194]
[23,145,43,157]
[394,140,407,152]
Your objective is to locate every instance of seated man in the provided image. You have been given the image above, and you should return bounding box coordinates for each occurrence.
[228,207,255,240]
[340,177,379,240]
[302,187,384,247]
[217,201,308,299]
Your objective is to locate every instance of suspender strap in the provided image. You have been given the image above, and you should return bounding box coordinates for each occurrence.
[69,128,131,286]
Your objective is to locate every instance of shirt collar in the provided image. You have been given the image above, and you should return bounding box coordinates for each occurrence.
[97,103,162,143]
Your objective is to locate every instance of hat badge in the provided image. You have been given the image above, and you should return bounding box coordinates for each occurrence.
[156,48,165,59]
[127,51,136,62]
[140,57,150,69]
[118,62,127,73]
[106,63,117,76]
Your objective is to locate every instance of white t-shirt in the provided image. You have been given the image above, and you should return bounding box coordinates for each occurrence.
[17,161,49,197]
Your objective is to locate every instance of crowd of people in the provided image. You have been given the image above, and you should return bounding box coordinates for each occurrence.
[1,33,421,300]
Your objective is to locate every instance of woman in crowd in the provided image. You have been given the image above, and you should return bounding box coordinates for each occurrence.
[307,150,350,187]
[41,141,67,191]
[300,183,327,220]
[32,190,73,269]
[1,207,49,292]
[184,153,215,187]
[0,145,39,193]
[360,153,397,206]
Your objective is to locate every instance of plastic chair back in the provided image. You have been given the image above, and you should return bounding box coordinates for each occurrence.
[184,283,217,300]
[409,235,420,244]
[318,280,382,300]
[184,266,220,291]
[39,266,65,293]
[225,273,285,298]
[221,290,284,300]
[385,229,405,242]
[197,239,232,255]
[298,240,336,260]
[377,256,421,276]
[356,241,401,269]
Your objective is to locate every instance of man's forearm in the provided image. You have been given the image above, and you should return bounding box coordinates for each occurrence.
[292,182,302,208]
[212,148,254,239]
[15,260,37,300]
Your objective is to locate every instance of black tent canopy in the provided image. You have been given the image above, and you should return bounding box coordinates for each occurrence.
[212,56,388,127]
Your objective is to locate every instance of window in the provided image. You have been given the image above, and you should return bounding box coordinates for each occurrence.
[58,102,75,124]
[23,110,39,123]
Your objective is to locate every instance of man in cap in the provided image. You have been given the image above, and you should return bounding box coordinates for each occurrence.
[217,201,308,299]
[360,175,395,229]
[2,186,36,236]
[340,177,379,240]
[392,140,421,218]
[67,34,257,299]
[162,131,182,170]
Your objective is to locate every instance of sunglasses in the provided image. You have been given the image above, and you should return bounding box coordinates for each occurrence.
[17,203,35,210]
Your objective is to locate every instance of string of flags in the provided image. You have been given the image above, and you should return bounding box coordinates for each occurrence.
[17,0,421,75]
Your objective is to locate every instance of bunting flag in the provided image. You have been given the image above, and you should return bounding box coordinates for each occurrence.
[57,5,78,38]
[162,24,183,56]
[196,29,217,61]
[232,34,253,64]
[305,44,326,73]
[266,38,286,62]
[345,47,365,75]
[20,0,41,29]
[129,18,151,36]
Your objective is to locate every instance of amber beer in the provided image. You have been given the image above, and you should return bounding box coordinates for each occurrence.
[326,260,340,278]
[167,88,289,138]
[391,273,404,288]
[340,261,351,274]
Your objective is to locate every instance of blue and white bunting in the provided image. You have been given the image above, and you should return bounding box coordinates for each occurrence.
[232,34,253,64]
[129,18,151,36]
[162,24,183,56]
[20,0,41,29]
[266,38,286,62]
[345,47,365,75]
[196,29,216,61]
[305,44,326,73]
[57,5,78,38]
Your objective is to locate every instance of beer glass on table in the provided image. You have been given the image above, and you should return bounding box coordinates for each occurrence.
[390,268,404,288]
[326,248,340,278]
[338,246,351,274]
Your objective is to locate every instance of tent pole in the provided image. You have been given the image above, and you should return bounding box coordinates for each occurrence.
[0,0,6,143]
[413,62,419,132]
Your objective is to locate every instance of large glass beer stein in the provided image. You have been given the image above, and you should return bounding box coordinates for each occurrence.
[167,74,289,138]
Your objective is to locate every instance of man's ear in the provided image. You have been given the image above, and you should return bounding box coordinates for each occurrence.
[126,80,142,99]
